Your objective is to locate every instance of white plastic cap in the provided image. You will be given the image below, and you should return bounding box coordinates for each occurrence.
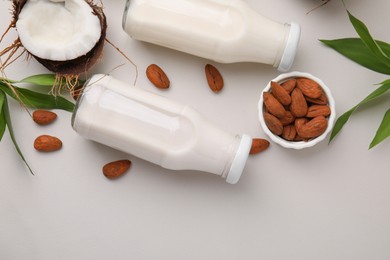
[225,134,252,184]
[277,23,301,72]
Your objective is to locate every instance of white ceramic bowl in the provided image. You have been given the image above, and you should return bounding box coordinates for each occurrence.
[258,71,336,149]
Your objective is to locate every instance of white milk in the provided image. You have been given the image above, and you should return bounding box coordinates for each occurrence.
[71,74,252,184]
[122,0,300,71]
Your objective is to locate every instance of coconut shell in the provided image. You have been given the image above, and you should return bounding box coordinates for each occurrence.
[13,0,107,75]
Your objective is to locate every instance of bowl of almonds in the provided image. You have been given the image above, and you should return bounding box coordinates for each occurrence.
[258,72,336,149]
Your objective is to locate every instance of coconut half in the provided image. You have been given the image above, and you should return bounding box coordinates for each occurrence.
[13,0,107,75]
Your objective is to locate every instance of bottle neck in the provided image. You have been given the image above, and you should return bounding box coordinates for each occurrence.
[276,23,301,72]
[223,134,252,184]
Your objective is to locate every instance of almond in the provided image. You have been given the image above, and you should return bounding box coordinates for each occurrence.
[34,135,62,152]
[296,116,328,139]
[263,92,286,119]
[263,112,283,135]
[205,64,224,93]
[103,159,131,179]
[296,78,322,99]
[279,111,296,126]
[249,138,270,155]
[32,110,57,125]
[282,124,296,141]
[305,91,328,105]
[290,88,308,117]
[146,64,170,89]
[281,78,296,94]
[270,81,291,106]
[306,105,331,118]
[294,134,308,142]
[262,76,331,143]
[294,118,309,132]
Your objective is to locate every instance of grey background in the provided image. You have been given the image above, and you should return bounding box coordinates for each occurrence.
[1,0,390,259]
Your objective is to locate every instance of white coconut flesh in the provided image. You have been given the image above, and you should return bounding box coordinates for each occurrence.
[16,0,102,61]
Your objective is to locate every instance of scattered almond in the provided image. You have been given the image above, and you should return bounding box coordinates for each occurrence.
[250,138,270,155]
[32,110,57,125]
[205,64,224,93]
[146,64,170,89]
[103,159,131,179]
[34,135,62,152]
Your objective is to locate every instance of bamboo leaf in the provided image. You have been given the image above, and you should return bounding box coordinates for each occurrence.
[330,80,390,142]
[369,108,390,148]
[18,74,58,87]
[0,82,74,112]
[2,93,34,175]
[0,110,5,142]
[0,78,17,84]
[0,91,6,141]
[0,90,4,113]
[347,11,390,64]
[320,38,390,75]
[329,108,355,143]
[17,74,85,88]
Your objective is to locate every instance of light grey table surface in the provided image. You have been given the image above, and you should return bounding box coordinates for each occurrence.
[1,0,390,259]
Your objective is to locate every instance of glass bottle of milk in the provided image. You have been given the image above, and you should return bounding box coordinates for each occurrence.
[122,0,300,72]
[71,74,252,184]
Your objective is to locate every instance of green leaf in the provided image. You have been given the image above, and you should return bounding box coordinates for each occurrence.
[0,78,17,84]
[329,80,390,142]
[0,82,74,112]
[369,108,390,148]
[0,90,5,113]
[0,91,6,141]
[347,11,390,65]
[0,110,5,142]
[2,93,34,175]
[18,74,58,87]
[320,38,390,75]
